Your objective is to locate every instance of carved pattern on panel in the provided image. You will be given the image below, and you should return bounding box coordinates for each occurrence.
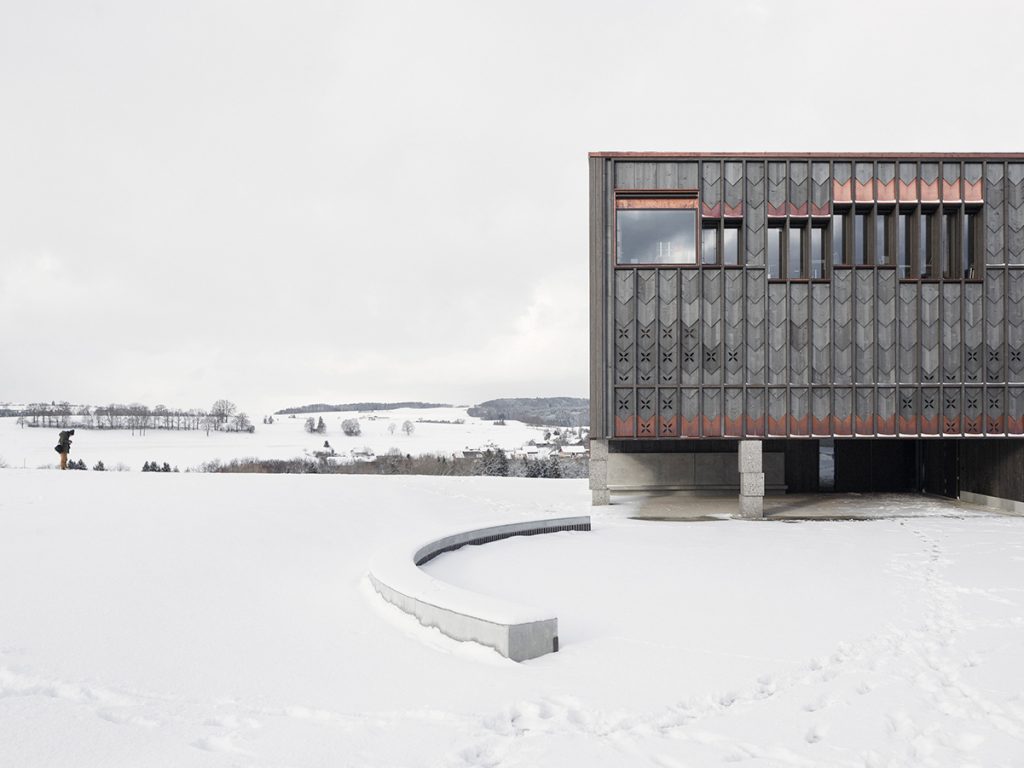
[986,386,1005,434]
[832,270,853,385]
[899,387,918,435]
[745,271,766,383]
[833,387,853,435]
[833,162,852,204]
[746,388,765,436]
[789,387,809,435]
[614,387,634,437]
[636,271,657,385]
[767,388,787,436]
[811,162,830,216]
[1009,387,1024,435]
[614,270,635,386]
[701,161,721,217]
[877,271,897,384]
[920,284,940,383]
[811,283,831,384]
[986,164,1005,264]
[920,386,940,435]
[702,271,723,385]
[1008,270,1024,381]
[679,271,700,385]
[658,271,678,386]
[1008,164,1024,265]
[986,270,1005,382]
[964,162,983,203]
[680,388,700,437]
[855,387,874,435]
[898,162,917,203]
[789,283,809,384]
[702,388,722,436]
[812,388,830,435]
[877,162,896,202]
[942,386,961,435]
[768,283,787,384]
[964,386,983,434]
[855,162,873,202]
[745,162,765,266]
[789,161,809,217]
[877,387,896,435]
[658,387,678,437]
[724,162,743,218]
[724,271,744,385]
[855,270,875,383]
[920,162,939,202]
[942,162,961,202]
[963,283,983,383]
[898,283,918,384]
[724,388,744,436]
[636,387,656,438]
[941,284,962,384]
[767,162,786,218]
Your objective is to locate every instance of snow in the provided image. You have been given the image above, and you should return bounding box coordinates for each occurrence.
[3,469,1024,766]
[0,408,547,471]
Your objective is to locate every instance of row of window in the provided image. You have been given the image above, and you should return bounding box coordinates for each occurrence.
[616,201,982,280]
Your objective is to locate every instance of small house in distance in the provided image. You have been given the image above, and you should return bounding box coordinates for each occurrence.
[589,152,1024,515]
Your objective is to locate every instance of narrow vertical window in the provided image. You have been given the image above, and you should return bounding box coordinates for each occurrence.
[898,211,911,278]
[768,226,782,279]
[831,213,846,265]
[788,226,804,278]
[722,225,739,265]
[810,227,825,279]
[944,210,960,279]
[854,212,867,265]
[920,211,933,277]
[964,211,978,279]
[875,210,891,265]
[702,226,718,265]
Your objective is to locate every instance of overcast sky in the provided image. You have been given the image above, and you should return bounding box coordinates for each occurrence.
[2,0,1022,417]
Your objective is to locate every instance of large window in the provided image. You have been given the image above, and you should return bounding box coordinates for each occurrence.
[616,199,697,265]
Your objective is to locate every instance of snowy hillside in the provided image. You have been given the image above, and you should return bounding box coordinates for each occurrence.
[2,470,1024,766]
[0,407,548,470]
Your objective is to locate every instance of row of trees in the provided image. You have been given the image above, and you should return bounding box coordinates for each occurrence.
[15,400,253,435]
[304,417,415,437]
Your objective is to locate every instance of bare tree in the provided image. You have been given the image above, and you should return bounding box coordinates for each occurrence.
[402,420,414,436]
[211,399,237,425]
[232,412,252,433]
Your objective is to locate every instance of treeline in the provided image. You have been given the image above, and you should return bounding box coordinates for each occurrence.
[13,399,253,434]
[199,450,588,479]
[467,397,589,427]
[275,401,451,415]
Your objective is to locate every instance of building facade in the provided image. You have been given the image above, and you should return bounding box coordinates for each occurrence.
[589,153,1024,510]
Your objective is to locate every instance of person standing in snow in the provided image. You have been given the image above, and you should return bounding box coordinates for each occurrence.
[55,429,74,470]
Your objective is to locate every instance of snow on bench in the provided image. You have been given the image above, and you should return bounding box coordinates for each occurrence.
[368,516,591,662]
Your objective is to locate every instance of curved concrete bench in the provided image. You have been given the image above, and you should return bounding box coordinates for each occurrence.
[368,516,591,662]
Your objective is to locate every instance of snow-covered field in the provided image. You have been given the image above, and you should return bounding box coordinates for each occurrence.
[0,408,547,471]
[3,469,1024,766]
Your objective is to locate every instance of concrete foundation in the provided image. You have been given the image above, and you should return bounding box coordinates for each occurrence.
[738,440,765,519]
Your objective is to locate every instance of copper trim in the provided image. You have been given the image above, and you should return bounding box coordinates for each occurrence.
[616,198,698,210]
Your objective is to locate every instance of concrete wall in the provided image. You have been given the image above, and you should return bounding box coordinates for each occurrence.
[368,516,591,662]
[607,451,784,492]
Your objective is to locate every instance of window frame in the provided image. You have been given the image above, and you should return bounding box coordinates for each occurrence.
[613,191,699,268]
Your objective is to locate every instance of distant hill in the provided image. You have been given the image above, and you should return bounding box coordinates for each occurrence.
[275,401,451,415]
[468,397,588,428]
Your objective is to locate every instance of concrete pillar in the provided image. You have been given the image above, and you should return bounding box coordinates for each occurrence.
[590,438,609,505]
[738,440,764,519]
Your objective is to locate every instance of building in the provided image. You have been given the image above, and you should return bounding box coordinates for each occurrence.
[589,153,1024,514]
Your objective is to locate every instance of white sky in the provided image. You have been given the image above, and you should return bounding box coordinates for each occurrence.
[2,0,1021,417]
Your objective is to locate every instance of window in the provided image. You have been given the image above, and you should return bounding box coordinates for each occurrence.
[964,210,978,279]
[920,211,934,277]
[854,211,868,265]
[723,225,740,265]
[942,209,958,279]
[810,227,826,279]
[701,226,718,265]
[831,213,846,265]
[767,226,782,279]
[788,226,805,278]
[898,211,912,278]
[875,210,892,265]
[616,198,697,265]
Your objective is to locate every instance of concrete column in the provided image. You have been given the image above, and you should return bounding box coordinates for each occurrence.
[738,440,764,519]
[590,438,609,505]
